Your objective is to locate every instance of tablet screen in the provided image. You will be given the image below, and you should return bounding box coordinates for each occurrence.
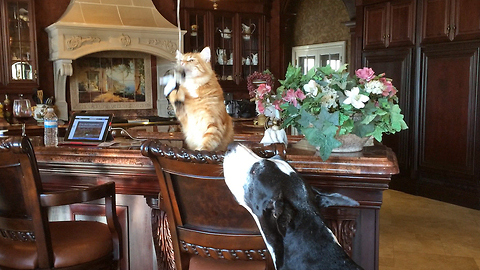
[65,114,113,142]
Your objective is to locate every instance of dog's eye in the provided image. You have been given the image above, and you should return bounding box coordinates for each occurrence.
[251,162,264,175]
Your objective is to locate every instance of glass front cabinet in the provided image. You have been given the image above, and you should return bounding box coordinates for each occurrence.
[0,0,39,93]
[183,9,266,99]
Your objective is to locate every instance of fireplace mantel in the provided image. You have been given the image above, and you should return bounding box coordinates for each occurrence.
[45,0,185,120]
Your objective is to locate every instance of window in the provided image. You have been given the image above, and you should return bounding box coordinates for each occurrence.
[292,41,346,74]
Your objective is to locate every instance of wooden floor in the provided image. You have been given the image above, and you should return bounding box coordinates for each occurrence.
[379,190,480,270]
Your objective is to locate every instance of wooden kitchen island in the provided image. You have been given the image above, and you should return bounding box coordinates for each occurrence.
[32,133,398,270]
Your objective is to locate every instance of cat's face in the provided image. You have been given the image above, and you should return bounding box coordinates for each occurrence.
[176,47,212,78]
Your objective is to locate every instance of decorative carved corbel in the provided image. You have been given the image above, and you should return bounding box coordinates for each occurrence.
[321,207,360,257]
[53,60,73,120]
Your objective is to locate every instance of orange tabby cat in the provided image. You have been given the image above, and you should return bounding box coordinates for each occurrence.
[167,47,234,151]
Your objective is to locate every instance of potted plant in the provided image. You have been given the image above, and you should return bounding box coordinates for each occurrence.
[273,64,408,160]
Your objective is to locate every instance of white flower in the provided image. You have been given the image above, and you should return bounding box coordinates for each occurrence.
[364,80,385,95]
[343,87,369,109]
[263,104,280,119]
[320,87,338,109]
[320,85,334,93]
[303,80,319,96]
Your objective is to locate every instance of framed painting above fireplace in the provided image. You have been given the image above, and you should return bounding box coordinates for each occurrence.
[70,51,153,111]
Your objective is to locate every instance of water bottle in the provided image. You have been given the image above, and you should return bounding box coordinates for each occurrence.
[44,108,58,147]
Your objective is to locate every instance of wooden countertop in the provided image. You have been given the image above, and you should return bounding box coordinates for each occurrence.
[32,134,399,177]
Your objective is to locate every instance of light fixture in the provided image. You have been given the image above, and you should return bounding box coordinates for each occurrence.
[210,0,218,10]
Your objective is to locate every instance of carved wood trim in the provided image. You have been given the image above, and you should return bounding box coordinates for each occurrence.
[0,229,35,242]
[152,208,175,270]
[321,207,360,257]
[179,241,269,261]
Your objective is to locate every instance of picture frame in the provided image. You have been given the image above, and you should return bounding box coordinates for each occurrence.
[70,51,153,111]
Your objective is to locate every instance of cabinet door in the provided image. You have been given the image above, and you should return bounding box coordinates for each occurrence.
[417,43,479,205]
[183,10,208,53]
[363,3,388,49]
[239,14,264,83]
[2,0,38,91]
[363,0,415,49]
[388,0,415,47]
[451,0,480,41]
[420,0,452,44]
[213,12,265,93]
[363,48,414,177]
[213,12,236,83]
[421,0,480,44]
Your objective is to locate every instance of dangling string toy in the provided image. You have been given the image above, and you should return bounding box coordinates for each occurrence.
[159,0,185,98]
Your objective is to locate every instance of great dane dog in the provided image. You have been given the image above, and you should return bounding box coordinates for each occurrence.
[223,143,364,270]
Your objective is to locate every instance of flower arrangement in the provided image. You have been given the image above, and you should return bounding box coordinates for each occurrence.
[274,64,408,160]
[247,70,278,118]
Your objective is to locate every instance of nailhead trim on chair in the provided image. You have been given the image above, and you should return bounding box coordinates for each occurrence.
[0,229,35,242]
[151,144,224,164]
[144,141,286,165]
[180,241,268,261]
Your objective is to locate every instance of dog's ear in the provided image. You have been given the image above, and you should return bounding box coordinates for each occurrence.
[271,198,294,237]
[312,187,360,208]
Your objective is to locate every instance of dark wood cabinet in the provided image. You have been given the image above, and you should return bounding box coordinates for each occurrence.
[363,0,415,49]
[362,48,414,182]
[0,0,39,93]
[360,0,416,188]
[420,0,480,44]
[182,9,266,99]
[416,43,480,208]
[416,0,480,209]
[356,0,480,209]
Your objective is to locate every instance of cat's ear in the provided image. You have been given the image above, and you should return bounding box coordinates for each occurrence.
[175,50,183,61]
[200,47,211,63]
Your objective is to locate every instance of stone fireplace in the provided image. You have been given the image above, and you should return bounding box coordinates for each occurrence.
[46,0,185,120]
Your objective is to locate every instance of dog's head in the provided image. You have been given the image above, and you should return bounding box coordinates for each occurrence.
[224,143,307,230]
[223,143,360,267]
[224,142,358,229]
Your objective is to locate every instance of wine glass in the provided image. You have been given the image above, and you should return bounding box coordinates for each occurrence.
[13,96,33,136]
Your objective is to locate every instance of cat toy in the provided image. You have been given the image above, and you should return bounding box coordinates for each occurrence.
[159,0,185,98]
[159,68,185,98]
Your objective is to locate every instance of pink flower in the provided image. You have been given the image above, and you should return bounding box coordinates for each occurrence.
[282,88,306,107]
[295,89,306,101]
[355,67,375,82]
[256,100,265,114]
[256,84,271,99]
[282,89,297,106]
[273,99,283,111]
[380,78,397,97]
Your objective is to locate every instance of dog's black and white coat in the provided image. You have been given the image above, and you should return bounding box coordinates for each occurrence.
[223,143,364,270]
